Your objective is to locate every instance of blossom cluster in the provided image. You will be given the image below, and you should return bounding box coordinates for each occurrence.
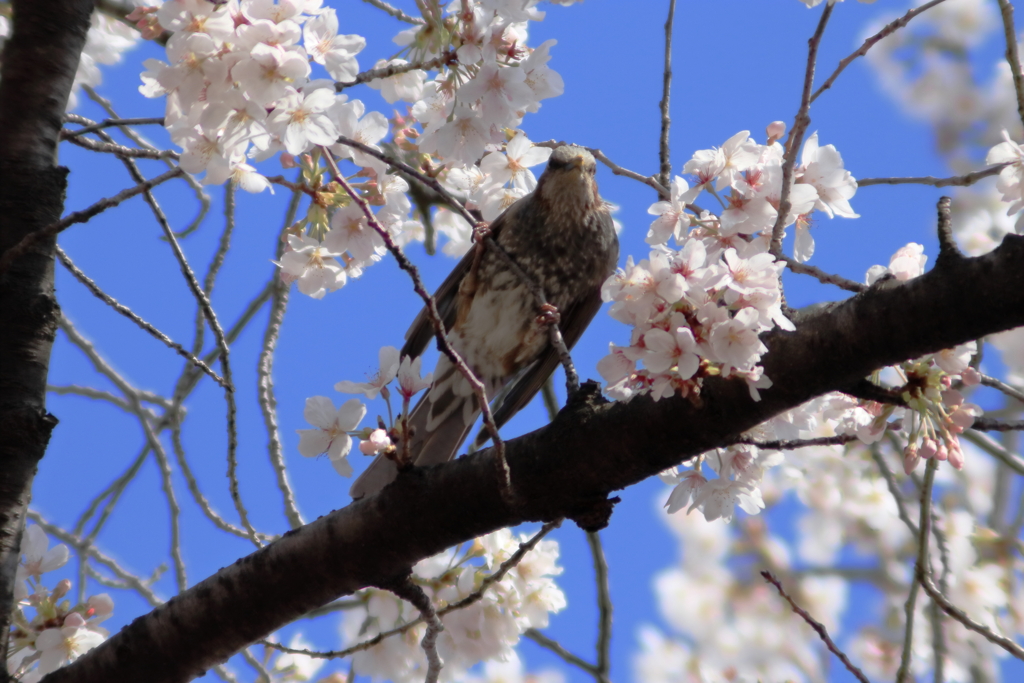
[341,527,565,683]
[135,0,567,299]
[297,345,432,476]
[597,126,857,406]
[7,526,114,682]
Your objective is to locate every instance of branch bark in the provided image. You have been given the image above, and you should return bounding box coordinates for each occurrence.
[40,229,1024,682]
[0,0,94,665]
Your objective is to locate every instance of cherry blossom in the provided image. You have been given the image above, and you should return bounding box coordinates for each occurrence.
[277,235,347,299]
[296,396,367,476]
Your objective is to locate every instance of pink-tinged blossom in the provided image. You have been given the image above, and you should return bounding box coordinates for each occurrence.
[303,8,365,82]
[325,203,385,264]
[683,130,760,191]
[366,59,426,103]
[647,176,700,245]
[434,208,475,257]
[396,355,433,400]
[267,87,339,155]
[643,325,700,380]
[520,40,564,111]
[18,526,69,583]
[888,243,928,280]
[932,341,977,374]
[277,234,346,299]
[235,18,302,51]
[335,346,400,399]
[423,104,491,167]
[359,429,393,456]
[479,133,552,192]
[34,613,106,676]
[798,132,859,219]
[296,396,367,477]
[330,99,389,170]
[662,469,708,514]
[458,58,534,126]
[231,43,310,106]
[986,129,1024,221]
[709,307,766,374]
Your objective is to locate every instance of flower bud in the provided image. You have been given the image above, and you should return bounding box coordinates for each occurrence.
[766,121,786,145]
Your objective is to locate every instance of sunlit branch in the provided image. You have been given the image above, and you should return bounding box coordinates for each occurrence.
[587,531,613,683]
[997,0,1024,134]
[359,0,426,24]
[56,246,225,386]
[858,163,1007,188]
[524,628,607,683]
[61,116,166,139]
[63,133,180,159]
[377,577,444,683]
[258,184,306,530]
[810,0,950,103]
[770,2,834,258]
[761,571,870,683]
[0,166,184,274]
[658,0,676,190]
[779,254,867,293]
[336,50,455,91]
[981,374,1024,404]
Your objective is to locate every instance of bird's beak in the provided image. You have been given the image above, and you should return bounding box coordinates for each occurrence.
[568,155,586,172]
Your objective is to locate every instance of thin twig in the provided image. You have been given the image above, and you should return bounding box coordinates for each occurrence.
[56,246,225,386]
[981,374,1024,404]
[858,164,1006,188]
[770,2,834,258]
[381,577,444,683]
[337,50,454,91]
[811,0,949,102]
[961,429,1024,474]
[359,0,425,24]
[587,531,613,683]
[62,133,179,160]
[871,446,920,537]
[970,417,1024,431]
[733,433,861,451]
[658,0,676,190]
[259,185,305,529]
[998,0,1024,134]
[524,628,605,681]
[0,167,184,274]
[761,570,870,683]
[320,147,514,500]
[780,254,866,293]
[61,116,166,138]
[262,521,561,659]
[28,511,164,608]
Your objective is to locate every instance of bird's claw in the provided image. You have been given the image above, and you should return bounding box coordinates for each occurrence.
[472,222,492,243]
[536,303,561,326]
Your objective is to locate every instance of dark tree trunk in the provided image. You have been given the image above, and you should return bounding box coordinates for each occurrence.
[0,0,94,667]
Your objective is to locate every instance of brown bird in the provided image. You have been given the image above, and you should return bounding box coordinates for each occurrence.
[350,145,619,499]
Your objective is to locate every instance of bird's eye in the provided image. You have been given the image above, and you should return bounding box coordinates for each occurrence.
[547,158,568,170]
[588,166,596,176]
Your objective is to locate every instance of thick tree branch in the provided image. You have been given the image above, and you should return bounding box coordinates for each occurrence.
[38,225,1024,682]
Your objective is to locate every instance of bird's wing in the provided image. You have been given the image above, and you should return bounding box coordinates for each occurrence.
[400,203,517,360]
[491,286,605,428]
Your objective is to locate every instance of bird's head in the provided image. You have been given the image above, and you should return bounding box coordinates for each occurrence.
[536,145,601,210]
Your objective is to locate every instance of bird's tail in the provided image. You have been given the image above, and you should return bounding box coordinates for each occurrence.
[349,355,489,499]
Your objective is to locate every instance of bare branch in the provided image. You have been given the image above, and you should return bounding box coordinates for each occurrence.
[761,571,869,683]
[56,247,225,386]
[858,163,1006,188]
[770,2,834,258]
[0,166,184,274]
[61,116,166,138]
[998,0,1024,133]
[524,629,606,682]
[359,0,425,25]
[337,51,455,91]
[587,531,613,683]
[658,0,676,190]
[811,0,949,103]
[980,374,1024,404]
[780,254,866,293]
